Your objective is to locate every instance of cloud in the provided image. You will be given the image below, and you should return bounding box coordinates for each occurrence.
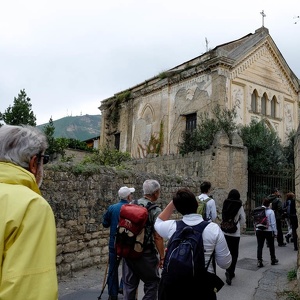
[0,0,299,125]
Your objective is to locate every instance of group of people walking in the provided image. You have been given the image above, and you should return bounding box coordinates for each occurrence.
[103,180,231,300]
[103,180,298,300]
[0,124,298,300]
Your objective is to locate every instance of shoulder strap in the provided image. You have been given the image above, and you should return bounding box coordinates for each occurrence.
[142,202,159,248]
[206,250,216,273]
[176,220,209,232]
[146,201,159,211]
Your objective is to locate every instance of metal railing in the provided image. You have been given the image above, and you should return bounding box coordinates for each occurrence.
[245,168,295,230]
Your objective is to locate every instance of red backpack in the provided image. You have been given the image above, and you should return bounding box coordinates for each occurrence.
[115,201,158,259]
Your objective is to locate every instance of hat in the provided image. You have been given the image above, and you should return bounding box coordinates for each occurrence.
[118,186,135,199]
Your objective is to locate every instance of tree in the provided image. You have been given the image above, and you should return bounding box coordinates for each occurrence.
[238,119,284,173]
[0,89,36,126]
[282,129,296,166]
[43,117,57,160]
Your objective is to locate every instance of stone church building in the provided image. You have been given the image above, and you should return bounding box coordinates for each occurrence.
[99,27,300,158]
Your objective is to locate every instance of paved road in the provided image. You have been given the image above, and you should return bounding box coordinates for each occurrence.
[59,234,297,300]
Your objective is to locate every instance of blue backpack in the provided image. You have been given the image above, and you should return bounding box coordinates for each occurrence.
[161,220,209,284]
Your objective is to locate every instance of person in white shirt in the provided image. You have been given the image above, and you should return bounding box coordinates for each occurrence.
[198,181,217,222]
[155,188,231,300]
[255,198,278,268]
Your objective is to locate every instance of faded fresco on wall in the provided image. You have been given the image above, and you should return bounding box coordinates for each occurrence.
[169,83,211,154]
[284,102,293,135]
[132,103,154,158]
[232,85,244,125]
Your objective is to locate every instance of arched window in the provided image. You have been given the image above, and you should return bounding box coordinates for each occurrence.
[271,96,276,118]
[261,93,267,115]
[251,90,258,112]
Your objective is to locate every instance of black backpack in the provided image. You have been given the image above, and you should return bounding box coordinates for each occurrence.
[220,201,242,234]
[251,206,268,230]
[161,220,209,285]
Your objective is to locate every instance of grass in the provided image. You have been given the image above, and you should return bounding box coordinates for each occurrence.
[277,268,300,300]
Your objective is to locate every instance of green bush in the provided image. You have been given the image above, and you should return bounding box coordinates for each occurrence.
[178,105,237,155]
[82,146,131,167]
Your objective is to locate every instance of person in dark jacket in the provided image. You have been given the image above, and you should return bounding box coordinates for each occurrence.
[267,188,286,246]
[102,186,135,300]
[221,189,246,285]
[285,192,298,251]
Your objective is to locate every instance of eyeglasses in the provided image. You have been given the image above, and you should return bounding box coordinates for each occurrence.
[37,154,50,165]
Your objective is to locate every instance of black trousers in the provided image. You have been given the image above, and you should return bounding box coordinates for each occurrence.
[290,216,298,249]
[256,230,276,261]
[224,235,240,278]
[276,218,284,245]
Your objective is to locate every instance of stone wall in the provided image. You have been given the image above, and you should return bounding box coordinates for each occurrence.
[41,130,248,278]
[294,125,300,291]
[42,169,199,277]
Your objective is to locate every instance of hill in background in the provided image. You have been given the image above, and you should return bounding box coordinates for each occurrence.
[38,114,101,141]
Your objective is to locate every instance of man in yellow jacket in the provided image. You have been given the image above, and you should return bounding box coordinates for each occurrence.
[0,125,58,300]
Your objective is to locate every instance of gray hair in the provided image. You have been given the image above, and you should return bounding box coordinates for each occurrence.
[0,125,48,168]
[143,179,160,195]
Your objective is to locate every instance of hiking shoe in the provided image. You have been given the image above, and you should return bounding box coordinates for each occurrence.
[225,272,231,285]
[257,260,264,268]
[271,259,279,265]
[118,289,123,295]
[294,248,298,251]
[278,243,286,247]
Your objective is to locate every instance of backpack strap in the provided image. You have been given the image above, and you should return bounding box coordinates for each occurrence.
[175,220,210,232]
[139,200,159,250]
[206,250,215,272]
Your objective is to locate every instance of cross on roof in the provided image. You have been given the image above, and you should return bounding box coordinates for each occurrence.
[260,10,266,27]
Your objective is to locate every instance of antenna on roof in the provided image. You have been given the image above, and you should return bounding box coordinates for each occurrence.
[294,16,299,24]
[205,37,209,52]
[260,10,266,27]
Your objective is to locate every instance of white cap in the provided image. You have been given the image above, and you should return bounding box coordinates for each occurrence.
[118,186,135,199]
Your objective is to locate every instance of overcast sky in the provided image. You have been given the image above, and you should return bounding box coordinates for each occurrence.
[0,0,299,125]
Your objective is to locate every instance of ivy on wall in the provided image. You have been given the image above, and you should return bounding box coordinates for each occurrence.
[107,90,131,126]
[137,121,164,158]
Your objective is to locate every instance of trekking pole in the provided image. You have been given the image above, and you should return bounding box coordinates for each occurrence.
[97,256,121,300]
[97,259,109,300]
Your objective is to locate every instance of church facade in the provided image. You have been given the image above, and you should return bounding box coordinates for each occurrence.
[99,27,300,157]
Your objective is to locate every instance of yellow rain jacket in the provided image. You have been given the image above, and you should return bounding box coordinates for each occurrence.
[0,162,58,299]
